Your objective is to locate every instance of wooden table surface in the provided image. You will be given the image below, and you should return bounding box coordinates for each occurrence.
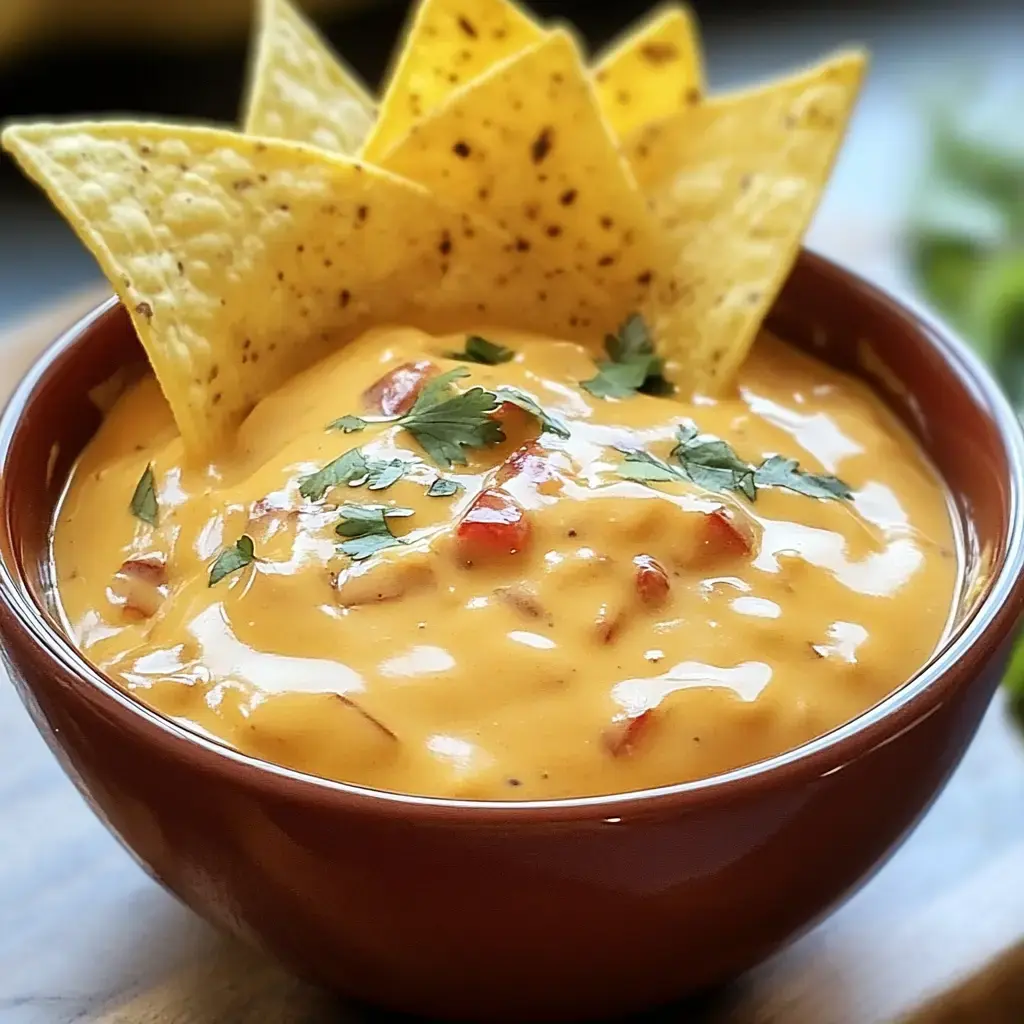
[1,266,1023,1024]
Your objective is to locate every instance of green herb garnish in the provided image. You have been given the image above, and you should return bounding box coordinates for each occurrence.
[365,458,408,491]
[209,534,255,586]
[754,455,853,500]
[493,386,570,439]
[130,463,158,526]
[426,478,461,497]
[672,425,757,500]
[335,504,414,560]
[299,448,369,501]
[617,424,851,503]
[615,448,689,485]
[327,414,368,433]
[581,314,672,399]
[397,367,504,468]
[446,335,515,365]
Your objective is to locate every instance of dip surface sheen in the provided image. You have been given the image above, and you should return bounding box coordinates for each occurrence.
[52,326,958,800]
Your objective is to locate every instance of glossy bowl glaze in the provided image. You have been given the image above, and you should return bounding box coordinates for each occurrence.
[2,251,1023,1022]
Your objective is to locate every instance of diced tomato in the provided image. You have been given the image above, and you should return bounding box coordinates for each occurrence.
[456,488,531,562]
[496,440,558,487]
[602,710,655,758]
[633,554,670,608]
[701,507,753,558]
[363,360,435,416]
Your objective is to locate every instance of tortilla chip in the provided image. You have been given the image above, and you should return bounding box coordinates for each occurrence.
[242,0,375,154]
[361,0,544,162]
[629,51,866,391]
[380,30,666,316]
[593,5,704,138]
[2,121,614,455]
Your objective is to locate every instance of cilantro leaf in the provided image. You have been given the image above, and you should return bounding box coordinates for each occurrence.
[209,534,255,586]
[407,366,470,412]
[754,455,853,500]
[398,369,504,467]
[615,448,689,485]
[130,463,158,526]
[327,414,368,433]
[426,478,461,497]
[299,449,369,501]
[446,335,514,365]
[581,314,673,399]
[365,458,408,491]
[335,504,414,561]
[493,386,570,439]
[672,425,757,501]
[617,426,852,504]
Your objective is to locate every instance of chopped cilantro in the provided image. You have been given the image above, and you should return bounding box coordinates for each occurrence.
[335,504,414,560]
[130,463,158,526]
[446,335,514,365]
[365,458,408,491]
[617,424,852,503]
[426,478,462,497]
[493,385,570,439]
[327,414,368,433]
[209,534,255,586]
[398,368,504,467]
[754,455,853,501]
[581,314,672,399]
[299,449,368,501]
[672,425,757,501]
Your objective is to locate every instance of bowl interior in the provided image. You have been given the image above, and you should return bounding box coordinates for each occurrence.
[0,250,1021,809]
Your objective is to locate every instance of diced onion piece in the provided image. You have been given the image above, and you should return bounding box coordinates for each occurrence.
[496,440,559,488]
[108,557,168,620]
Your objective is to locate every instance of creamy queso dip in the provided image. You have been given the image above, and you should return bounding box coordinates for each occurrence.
[52,327,958,799]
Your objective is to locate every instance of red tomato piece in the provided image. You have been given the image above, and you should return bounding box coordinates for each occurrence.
[496,440,558,486]
[701,507,753,558]
[633,554,670,607]
[363,360,435,416]
[456,488,531,562]
[602,710,655,758]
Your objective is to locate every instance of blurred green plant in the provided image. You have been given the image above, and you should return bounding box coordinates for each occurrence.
[906,91,1024,725]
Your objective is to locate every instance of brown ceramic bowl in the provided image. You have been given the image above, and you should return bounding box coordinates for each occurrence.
[1,251,1023,1022]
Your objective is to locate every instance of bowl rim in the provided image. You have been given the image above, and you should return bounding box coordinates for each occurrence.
[2,250,1024,823]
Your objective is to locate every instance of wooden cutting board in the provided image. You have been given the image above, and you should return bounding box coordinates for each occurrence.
[0,280,1022,1024]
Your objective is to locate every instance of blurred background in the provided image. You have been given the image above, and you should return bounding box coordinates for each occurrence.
[1,0,1022,415]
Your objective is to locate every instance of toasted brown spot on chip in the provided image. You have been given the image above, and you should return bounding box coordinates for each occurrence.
[339,289,351,307]
[546,224,562,238]
[641,41,680,64]
[559,188,577,206]
[135,301,154,320]
[457,15,477,37]
[515,237,531,252]
[531,126,554,163]
[453,140,472,158]
[598,255,615,267]
[233,178,253,191]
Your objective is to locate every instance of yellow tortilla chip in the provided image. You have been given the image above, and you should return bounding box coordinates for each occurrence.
[242,0,375,154]
[593,5,704,138]
[361,0,544,162]
[628,51,867,391]
[380,30,667,316]
[2,121,615,455]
